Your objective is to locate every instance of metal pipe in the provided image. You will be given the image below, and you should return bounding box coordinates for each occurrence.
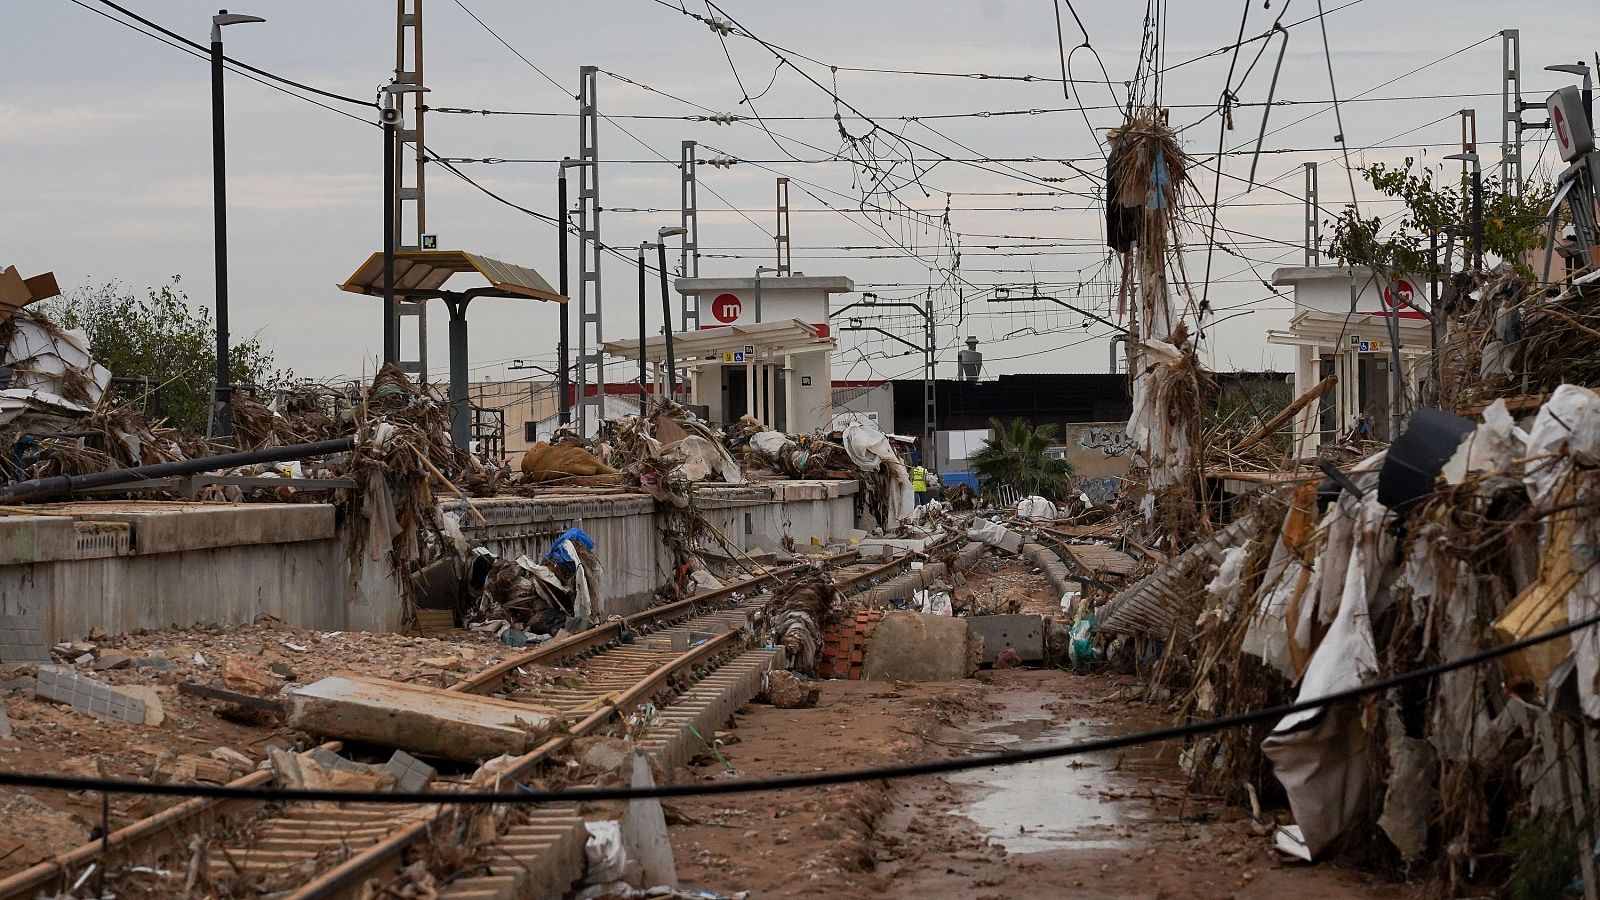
[0,437,356,503]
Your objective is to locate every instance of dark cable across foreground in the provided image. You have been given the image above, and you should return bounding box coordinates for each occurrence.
[2,609,1595,805]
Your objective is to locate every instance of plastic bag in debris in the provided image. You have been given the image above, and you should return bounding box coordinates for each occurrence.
[916,589,953,616]
[273,460,304,479]
[967,519,1022,553]
[1015,495,1057,520]
[1068,619,1095,666]
[581,820,638,887]
[842,422,897,472]
[749,431,793,457]
[543,527,596,568]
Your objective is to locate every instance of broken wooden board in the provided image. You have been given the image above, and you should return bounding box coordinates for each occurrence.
[285,676,559,762]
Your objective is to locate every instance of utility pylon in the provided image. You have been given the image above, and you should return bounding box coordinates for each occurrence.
[679,140,700,329]
[575,66,605,433]
[394,0,428,379]
[775,176,792,275]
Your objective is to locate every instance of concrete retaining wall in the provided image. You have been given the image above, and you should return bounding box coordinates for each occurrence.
[0,482,860,643]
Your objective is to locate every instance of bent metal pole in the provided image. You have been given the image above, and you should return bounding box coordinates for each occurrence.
[0,437,357,503]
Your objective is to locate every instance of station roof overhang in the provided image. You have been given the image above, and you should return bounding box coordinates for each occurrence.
[673,275,854,296]
[1267,308,1430,351]
[604,319,833,365]
[338,250,566,302]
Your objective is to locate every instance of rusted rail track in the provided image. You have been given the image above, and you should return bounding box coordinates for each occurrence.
[0,541,947,899]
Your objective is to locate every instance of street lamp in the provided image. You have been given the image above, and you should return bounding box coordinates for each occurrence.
[556,159,592,424]
[210,9,264,442]
[656,226,688,404]
[752,265,779,323]
[380,82,429,366]
[1546,62,1593,134]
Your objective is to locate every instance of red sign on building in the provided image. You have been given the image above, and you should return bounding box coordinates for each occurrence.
[710,293,742,324]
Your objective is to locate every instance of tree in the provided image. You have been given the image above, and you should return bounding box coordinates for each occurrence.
[968,417,1073,501]
[1326,158,1554,280]
[42,276,291,432]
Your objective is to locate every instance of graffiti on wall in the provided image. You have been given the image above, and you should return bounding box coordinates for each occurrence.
[1075,425,1134,457]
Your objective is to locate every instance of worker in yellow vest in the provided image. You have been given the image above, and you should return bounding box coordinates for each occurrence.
[911,464,929,506]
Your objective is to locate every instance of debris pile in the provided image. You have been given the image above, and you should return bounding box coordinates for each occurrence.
[1113,387,1600,890]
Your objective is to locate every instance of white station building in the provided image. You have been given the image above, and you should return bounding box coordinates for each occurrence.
[607,275,850,433]
[1267,265,1431,451]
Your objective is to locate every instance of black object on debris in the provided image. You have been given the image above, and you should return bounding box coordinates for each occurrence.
[1377,408,1476,518]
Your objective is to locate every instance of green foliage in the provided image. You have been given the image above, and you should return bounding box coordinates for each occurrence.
[42,276,291,432]
[1326,158,1554,279]
[1501,812,1581,900]
[969,417,1073,501]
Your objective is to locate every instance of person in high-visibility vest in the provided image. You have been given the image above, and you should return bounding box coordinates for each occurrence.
[911,464,929,506]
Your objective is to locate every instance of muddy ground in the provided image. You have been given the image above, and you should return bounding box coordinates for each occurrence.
[668,558,1425,899]
[667,669,1425,899]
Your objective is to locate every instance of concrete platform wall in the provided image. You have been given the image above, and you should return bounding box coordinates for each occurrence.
[0,482,860,643]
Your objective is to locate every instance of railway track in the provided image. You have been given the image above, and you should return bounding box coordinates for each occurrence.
[0,541,956,900]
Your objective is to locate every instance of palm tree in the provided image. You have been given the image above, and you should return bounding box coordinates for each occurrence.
[968,417,1073,501]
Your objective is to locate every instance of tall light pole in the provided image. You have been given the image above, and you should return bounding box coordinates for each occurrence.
[656,227,687,404]
[752,265,779,323]
[381,82,429,366]
[210,9,264,442]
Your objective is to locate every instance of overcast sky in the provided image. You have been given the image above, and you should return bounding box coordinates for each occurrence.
[5,1,1596,387]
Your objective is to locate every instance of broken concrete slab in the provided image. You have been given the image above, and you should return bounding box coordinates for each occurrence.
[861,612,981,682]
[622,749,677,888]
[92,652,133,671]
[34,667,146,724]
[285,675,559,763]
[384,749,436,793]
[858,536,934,557]
[0,614,51,665]
[966,614,1046,664]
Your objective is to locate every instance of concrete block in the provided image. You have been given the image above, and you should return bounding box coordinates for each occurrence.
[50,502,336,554]
[0,516,76,565]
[0,613,51,664]
[966,614,1046,664]
[384,749,436,793]
[859,537,933,556]
[308,747,372,774]
[861,612,980,682]
[35,667,146,723]
[286,675,559,763]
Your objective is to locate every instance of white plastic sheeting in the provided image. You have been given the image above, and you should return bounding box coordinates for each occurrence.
[843,422,914,518]
[1015,495,1058,520]
[1126,338,1190,521]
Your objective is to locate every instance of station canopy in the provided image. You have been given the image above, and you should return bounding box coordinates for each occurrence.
[338,250,565,302]
[604,319,831,365]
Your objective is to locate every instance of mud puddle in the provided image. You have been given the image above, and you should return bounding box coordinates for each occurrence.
[947,690,1136,853]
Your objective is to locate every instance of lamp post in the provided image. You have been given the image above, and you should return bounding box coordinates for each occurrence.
[656,226,687,405]
[752,265,779,323]
[380,82,429,366]
[1546,62,1593,136]
[556,159,591,425]
[210,9,264,442]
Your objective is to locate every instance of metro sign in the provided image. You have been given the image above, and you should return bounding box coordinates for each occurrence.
[1548,85,1594,163]
[1382,279,1427,320]
[710,292,742,324]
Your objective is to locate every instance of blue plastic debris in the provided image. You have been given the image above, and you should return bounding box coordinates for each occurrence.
[542,527,595,568]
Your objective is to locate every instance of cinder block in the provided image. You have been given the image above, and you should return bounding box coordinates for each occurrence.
[965,614,1046,664]
[34,667,146,724]
[0,613,51,664]
[384,750,436,793]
